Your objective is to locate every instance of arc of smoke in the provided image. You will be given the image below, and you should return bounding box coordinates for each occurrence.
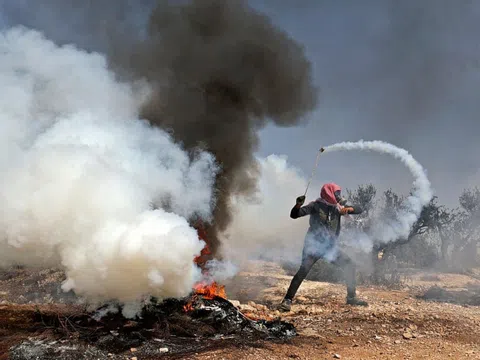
[322,140,433,245]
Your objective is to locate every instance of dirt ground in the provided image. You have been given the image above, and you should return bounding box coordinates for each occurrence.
[1,262,480,359]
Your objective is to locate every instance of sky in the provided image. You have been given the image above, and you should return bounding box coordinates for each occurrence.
[1,0,479,207]
[255,0,480,207]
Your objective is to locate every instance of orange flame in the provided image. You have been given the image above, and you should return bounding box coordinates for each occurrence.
[184,223,272,323]
[193,281,227,300]
[193,242,211,266]
[183,302,194,312]
[183,221,227,312]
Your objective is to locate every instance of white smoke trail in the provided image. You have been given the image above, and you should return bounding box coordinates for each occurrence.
[322,140,433,246]
[0,26,218,315]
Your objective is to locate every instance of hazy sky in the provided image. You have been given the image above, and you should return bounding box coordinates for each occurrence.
[1,0,478,207]
[255,0,480,207]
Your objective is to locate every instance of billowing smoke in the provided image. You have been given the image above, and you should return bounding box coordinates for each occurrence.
[323,140,433,249]
[113,0,318,255]
[223,155,310,264]
[0,27,219,315]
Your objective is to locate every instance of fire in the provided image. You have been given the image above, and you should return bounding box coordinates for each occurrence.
[193,220,212,267]
[193,241,211,266]
[183,221,227,312]
[193,280,227,300]
[183,301,194,312]
[182,222,277,324]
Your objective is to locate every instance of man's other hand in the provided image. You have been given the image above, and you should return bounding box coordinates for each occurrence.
[340,207,354,215]
[296,195,306,206]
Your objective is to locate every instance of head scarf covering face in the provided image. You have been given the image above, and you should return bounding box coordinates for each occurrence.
[320,183,344,210]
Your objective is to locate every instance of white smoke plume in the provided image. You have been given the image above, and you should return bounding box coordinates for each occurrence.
[323,140,433,248]
[223,155,310,264]
[0,26,219,314]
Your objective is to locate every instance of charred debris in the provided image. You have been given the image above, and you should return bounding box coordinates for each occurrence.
[9,294,296,359]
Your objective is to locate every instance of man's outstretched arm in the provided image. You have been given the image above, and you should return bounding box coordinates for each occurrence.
[339,203,363,215]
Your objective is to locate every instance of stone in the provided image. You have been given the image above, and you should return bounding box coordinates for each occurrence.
[238,304,256,312]
[229,300,241,307]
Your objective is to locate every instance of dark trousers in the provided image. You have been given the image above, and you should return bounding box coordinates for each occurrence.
[284,250,357,301]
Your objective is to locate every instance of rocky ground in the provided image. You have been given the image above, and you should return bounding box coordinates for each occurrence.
[1,262,480,359]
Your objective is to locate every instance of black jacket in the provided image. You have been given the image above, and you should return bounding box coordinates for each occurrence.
[290,199,363,238]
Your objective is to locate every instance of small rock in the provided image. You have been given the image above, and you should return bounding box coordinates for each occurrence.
[374,335,382,340]
[403,332,413,340]
[159,348,169,353]
[238,304,256,312]
[394,340,401,344]
[131,357,137,360]
[229,300,241,307]
[255,304,268,311]
[130,348,137,352]
[301,328,319,337]
[333,354,341,359]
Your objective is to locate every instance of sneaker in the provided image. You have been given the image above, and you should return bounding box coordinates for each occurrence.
[346,296,368,306]
[278,298,292,312]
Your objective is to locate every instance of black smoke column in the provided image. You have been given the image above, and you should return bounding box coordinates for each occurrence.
[126,0,318,255]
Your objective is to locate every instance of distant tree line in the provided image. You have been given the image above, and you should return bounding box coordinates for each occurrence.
[344,184,480,281]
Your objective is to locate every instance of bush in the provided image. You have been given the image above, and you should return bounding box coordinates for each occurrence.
[358,252,404,289]
[392,236,439,268]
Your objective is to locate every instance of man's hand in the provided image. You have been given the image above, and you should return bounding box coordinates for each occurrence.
[340,207,354,215]
[296,195,306,207]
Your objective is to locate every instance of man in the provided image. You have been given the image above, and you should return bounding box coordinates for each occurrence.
[278,182,368,312]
